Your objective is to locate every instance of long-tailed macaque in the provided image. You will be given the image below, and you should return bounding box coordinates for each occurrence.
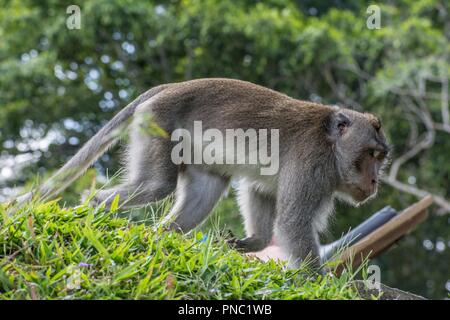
[15,78,390,269]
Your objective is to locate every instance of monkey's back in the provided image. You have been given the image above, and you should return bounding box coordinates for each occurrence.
[146,78,334,142]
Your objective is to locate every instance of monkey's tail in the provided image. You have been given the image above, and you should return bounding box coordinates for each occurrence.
[15,86,168,204]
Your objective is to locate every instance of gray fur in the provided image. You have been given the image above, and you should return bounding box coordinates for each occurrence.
[163,166,229,232]
[233,178,276,252]
[15,78,390,271]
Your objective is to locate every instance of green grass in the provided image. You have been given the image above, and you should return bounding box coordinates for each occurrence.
[0,198,367,300]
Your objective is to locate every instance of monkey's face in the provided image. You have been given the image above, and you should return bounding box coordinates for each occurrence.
[331,110,390,205]
[341,150,387,203]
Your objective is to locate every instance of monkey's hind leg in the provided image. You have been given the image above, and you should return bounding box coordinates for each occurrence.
[88,124,178,208]
[230,179,276,252]
[163,167,229,233]
[89,179,176,209]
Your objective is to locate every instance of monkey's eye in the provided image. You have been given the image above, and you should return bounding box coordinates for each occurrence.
[369,149,380,158]
[369,149,386,160]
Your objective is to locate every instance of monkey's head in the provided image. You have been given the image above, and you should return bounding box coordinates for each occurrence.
[326,109,391,205]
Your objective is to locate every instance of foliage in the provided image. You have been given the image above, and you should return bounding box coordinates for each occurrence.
[0,200,364,300]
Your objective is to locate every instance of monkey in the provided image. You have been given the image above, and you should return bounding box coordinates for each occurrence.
[14,78,390,270]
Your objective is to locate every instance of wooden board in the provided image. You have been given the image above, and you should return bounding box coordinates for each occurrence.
[331,195,433,275]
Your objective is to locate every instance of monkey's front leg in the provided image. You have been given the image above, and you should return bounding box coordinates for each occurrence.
[274,168,326,271]
[274,215,321,270]
[230,180,277,252]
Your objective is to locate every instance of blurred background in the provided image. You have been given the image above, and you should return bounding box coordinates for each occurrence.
[0,0,449,298]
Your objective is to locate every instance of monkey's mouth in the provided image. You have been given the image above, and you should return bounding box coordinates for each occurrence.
[353,186,377,202]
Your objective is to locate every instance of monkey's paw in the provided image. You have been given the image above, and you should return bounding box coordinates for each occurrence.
[227,236,267,252]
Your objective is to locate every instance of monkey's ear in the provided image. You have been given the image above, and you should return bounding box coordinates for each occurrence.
[324,111,351,140]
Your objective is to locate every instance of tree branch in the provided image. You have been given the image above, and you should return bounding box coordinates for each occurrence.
[440,76,449,126]
[382,176,450,214]
[323,64,363,110]
[387,95,435,181]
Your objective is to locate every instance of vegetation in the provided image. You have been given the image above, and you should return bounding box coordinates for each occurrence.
[0,199,365,300]
[0,0,449,298]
